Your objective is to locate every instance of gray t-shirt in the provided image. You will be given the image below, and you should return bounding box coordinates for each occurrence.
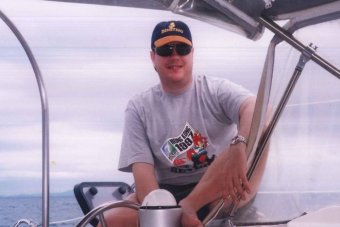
[118,75,252,185]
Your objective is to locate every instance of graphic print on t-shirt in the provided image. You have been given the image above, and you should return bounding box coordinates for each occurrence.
[161,122,215,173]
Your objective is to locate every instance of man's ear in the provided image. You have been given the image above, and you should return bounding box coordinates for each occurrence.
[150,51,157,72]
[150,50,155,61]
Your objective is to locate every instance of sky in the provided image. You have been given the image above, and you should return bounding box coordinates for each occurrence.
[0,0,340,196]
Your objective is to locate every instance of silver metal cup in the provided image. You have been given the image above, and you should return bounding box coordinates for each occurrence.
[139,205,182,227]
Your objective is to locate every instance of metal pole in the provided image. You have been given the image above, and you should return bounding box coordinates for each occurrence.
[0,10,50,227]
[258,16,340,79]
[247,52,309,178]
[227,43,315,218]
[202,16,339,226]
[224,17,340,217]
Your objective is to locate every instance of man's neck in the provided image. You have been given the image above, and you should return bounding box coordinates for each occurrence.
[161,77,193,95]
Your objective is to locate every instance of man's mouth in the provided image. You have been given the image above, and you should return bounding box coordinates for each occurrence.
[167,63,182,70]
[168,65,181,70]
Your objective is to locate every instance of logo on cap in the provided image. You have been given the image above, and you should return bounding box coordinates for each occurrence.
[161,22,184,35]
[169,22,175,29]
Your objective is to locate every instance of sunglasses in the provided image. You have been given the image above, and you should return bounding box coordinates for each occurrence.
[154,43,192,57]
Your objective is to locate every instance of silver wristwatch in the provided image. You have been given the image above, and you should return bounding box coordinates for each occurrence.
[231,135,248,145]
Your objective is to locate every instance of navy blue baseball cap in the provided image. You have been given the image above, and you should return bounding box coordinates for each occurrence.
[151,20,192,49]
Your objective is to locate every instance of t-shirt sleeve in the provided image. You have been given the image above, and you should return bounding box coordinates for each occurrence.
[118,100,154,172]
[216,79,253,126]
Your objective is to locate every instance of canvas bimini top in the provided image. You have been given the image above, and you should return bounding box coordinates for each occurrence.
[47,0,340,40]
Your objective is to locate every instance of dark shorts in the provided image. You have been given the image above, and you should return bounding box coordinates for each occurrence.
[159,182,210,221]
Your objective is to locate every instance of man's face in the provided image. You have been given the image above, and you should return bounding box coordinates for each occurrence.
[150,42,194,92]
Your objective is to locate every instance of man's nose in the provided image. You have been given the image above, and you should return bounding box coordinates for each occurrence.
[169,47,180,57]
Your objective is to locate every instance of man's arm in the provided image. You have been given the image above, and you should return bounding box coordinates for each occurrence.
[182,96,256,202]
[180,96,265,226]
[132,162,159,203]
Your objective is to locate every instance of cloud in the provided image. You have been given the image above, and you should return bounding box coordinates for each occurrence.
[0,121,133,195]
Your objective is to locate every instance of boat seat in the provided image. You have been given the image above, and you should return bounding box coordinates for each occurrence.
[74,181,134,226]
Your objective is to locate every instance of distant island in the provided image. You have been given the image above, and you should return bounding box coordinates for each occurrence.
[1,190,74,198]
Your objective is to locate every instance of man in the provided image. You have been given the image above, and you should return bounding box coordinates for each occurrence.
[101,20,268,227]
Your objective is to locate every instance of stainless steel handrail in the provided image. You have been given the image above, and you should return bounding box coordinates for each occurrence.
[258,16,340,79]
[0,10,50,227]
[76,200,140,227]
[13,219,38,227]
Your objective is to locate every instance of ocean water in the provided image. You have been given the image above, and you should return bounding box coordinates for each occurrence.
[0,196,85,227]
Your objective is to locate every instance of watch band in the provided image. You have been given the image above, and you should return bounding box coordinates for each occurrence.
[231,135,248,145]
